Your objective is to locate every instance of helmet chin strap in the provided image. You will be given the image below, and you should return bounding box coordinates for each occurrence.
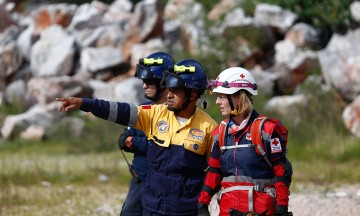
[226,95,238,116]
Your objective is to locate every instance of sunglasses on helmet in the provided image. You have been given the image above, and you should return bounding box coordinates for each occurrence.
[161,71,189,89]
[135,64,159,80]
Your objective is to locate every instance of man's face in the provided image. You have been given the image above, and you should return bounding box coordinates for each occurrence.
[167,88,186,110]
[143,80,157,98]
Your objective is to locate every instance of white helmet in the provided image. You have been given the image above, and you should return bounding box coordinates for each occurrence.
[210,67,258,95]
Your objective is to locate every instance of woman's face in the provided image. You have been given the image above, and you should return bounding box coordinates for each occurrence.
[215,93,234,116]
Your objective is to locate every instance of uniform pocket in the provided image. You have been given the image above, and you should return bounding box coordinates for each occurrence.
[183,138,206,155]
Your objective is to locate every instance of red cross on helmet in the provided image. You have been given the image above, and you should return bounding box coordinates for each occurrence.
[210,67,258,95]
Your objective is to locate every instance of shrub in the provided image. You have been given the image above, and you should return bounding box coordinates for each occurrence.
[240,0,356,46]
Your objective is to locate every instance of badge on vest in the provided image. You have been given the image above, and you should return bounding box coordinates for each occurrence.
[246,133,251,140]
[189,128,205,141]
[270,138,282,153]
[141,104,152,109]
[157,120,168,133]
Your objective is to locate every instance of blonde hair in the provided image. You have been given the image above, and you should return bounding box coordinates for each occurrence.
[234,90,253,115]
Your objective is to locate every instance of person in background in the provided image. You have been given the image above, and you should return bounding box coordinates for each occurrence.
[197,67,293,216]
[118,52,174,216]
[56,58,217,216]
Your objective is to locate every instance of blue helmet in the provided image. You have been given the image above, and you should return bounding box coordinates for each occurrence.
[163,59,209,91]
[135,51,175,81]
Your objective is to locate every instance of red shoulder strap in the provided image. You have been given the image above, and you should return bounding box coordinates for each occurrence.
[218,119,228,148]
[250,116,268,156]
[250,115,274,169]
[273,121,288,147]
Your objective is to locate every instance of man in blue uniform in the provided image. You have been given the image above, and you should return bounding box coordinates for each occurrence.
[118,52,174,216]
[56,58,218,216]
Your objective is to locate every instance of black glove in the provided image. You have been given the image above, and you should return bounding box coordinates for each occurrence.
[198,203,210,216]
[275,205,293,216]
[229,208,245,216]
[118,129,130,151]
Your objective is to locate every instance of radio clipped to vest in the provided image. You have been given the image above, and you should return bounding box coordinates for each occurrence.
[120,149,140,183]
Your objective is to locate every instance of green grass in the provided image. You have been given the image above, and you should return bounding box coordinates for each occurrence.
[0,146,133,215]
[1,183,128,216]
[0,150,132,185]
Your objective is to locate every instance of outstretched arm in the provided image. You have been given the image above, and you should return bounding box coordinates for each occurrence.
[56,97,148,132]
[56,97,82,112]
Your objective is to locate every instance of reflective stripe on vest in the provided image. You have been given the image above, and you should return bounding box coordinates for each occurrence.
[218,185,276,212]
[222,175,275,185]
[220,144,253,151]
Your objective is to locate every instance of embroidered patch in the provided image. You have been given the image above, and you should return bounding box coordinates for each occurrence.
[157,120,168,133]
[246,133,252,140]
[270,138,282,153]
[189,128,205,141]
[193,143,199,150]
[141,105,152,109]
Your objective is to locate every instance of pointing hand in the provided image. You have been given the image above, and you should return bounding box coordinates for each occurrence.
[56,97,82,112]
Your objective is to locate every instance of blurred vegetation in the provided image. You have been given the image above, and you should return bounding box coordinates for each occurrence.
[265,79,360,184]
[239,0,357,47]
[0,100,26,116]
[15,0,356,49]
[51,0,113,4]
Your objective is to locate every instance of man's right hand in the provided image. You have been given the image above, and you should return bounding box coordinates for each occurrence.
[56,97,82,112]
[118,129,133,151]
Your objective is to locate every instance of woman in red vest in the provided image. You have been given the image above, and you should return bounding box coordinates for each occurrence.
[197,67,293,216]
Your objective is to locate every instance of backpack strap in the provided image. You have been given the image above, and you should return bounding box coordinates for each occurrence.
[218,116,277,170]
[250,116,273,169]
[217,119,228,149]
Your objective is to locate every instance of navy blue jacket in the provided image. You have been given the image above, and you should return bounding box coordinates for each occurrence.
[80,98,217,215]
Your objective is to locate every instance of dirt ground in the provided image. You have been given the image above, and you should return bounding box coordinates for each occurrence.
[2,183,359,215]
[209,184,360,216]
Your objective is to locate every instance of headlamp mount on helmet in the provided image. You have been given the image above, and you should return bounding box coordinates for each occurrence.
[168,65,196,73]
[139,57,164,66]
[210,80,257,91]
[211,67,258,96]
